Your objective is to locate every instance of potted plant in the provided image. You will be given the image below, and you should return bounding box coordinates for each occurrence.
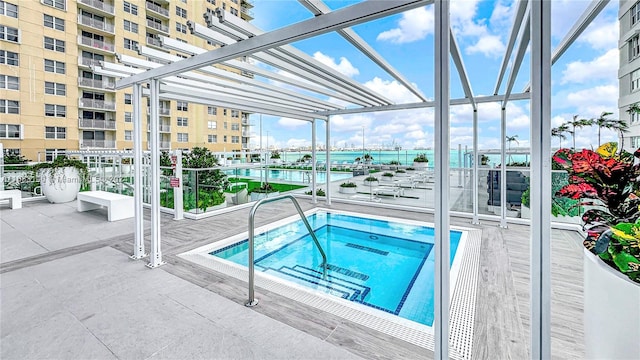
[395,169,407,177]
[363,175,378,187]
[182,147,229,213]
[381,172,394,182]
[363,153,373,164]
[480,154,490,166]
[270,150,282,164]
[553,142,640,359]
[413,153,429,169]
[339,181,357,194]
[250,182,279,201]
[406,167,415,172]
[32,156,89,203]
[304,188,325,197]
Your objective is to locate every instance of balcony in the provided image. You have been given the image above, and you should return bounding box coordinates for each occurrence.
[148,141,171,149]
[78,15,115,34]
[78,36,115,53]
[242,131,250,137]
[78,77,116,91]
[79,118,116,130]
[241,118,250,125]
[146,36,162,48]
[78,0,114,16]
[79,98,116,110]
[147,106,170,116]
[242,142,249,149]
[146,19,169,34]
[78,56,102,68]
[145,2,169,18]
[81,139,116,148]
[147,124,171,133]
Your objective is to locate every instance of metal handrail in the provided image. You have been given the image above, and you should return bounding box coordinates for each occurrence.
[246,194,327,307]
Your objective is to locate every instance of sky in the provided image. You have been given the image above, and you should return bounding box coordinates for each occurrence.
[244,0,621,151]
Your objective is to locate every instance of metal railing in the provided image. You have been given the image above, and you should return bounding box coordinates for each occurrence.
[79,118,116,129]
[79,98,116,110]
[78,15,115,33]
[81,139,116,148]
[246,195,327,306]
[78,77,115,90]
[146,36,161,47]
[146,19,169,33]
[79,36,115,52]
[145,2,169,17]
[78,0,114,14]
[79,56,102,68]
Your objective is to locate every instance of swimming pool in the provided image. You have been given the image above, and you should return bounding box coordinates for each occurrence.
[224,168,352,183]
[209,211,464,326]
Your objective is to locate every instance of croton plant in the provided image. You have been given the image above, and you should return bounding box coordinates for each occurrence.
[553,142,640,283]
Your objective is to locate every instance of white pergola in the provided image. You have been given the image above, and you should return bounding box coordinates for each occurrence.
[104,1,609,358]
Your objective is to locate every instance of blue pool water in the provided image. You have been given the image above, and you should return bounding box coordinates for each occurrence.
[211,212,463,326]
[224,168,352,183]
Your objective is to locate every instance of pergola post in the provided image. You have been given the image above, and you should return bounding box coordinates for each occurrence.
[147,78,165,268]
[325,117,331,205]
[500,107,508,228]
[434,0,450,358]
[530,1,552,358]
[131,83,146,260]
[311,120,317,204]
[472,109,479,224]
[173,150,184,220]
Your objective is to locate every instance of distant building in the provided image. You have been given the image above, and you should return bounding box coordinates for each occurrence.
[0,0,253,161]
[619,0,640,151]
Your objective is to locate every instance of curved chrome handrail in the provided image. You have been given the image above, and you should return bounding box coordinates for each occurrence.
[246,194,327,307]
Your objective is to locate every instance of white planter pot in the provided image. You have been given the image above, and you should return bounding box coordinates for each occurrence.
[39,167,82,203]
[363,180,379,187]
[381,176,394,182]
[339,187,357,194]
[521,205,530,219]
[188,201,227,214]
[250,191,280,201]
[584,249,640,359]
[395,172,408,177]
[413,161,429,170]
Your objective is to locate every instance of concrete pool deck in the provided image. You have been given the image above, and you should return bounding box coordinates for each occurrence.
[1,198,585,359]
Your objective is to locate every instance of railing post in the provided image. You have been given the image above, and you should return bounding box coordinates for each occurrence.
[173,150,183,220]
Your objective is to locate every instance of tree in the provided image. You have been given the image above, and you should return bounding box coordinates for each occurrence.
[590,112,629,147]
[565,115,590,150]
[552,124,571,149]
[505,134,519,163]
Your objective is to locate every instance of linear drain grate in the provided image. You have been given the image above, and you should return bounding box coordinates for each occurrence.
[345,243,389,256]
[326,263,370,281]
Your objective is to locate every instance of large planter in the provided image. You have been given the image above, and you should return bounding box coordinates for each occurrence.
[339,187,357,194]
[413,161,429,170]
[381,176,394,182]
[250,191,280,201]
[584,249,640,359]
[363,180,379,187]
[39,167,82,203]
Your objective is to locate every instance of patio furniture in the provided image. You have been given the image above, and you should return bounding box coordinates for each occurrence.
[373,186,401,198]
[77,190,134,221]
[0,190,22,209]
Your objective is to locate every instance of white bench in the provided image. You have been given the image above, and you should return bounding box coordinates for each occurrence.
[373,186,401,198]
[77,191,134,221]
[0,190,22,209]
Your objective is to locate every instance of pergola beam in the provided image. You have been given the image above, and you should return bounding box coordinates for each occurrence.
[503,5,531,108]
[494,0,529,95]
[116,0,430,89]
[450,28,476,110]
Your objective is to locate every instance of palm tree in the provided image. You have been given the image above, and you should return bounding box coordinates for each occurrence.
[590,111,629,148]
[565,115,590,150]
[505,134,519,164]
[552,124,571,149]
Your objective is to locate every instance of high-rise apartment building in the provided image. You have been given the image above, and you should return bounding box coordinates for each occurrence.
[0,0,253,162]
[619,0,640,151]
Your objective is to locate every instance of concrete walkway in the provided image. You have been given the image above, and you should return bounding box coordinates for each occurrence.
[0,201,360,360]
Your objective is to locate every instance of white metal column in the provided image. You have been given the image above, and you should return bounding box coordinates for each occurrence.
[131,83,146,260]
[173,150,183,220]
[472,110,479,224]
[530,1,552,358]
[500,108,508,228]
[325,117,331,205]
[311,120,317,204]
[434,0,450,358]
[147,79,165,268]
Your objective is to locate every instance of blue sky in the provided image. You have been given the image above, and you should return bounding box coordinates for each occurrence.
[245,0,620,151]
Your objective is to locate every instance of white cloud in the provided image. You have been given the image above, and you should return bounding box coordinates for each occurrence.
[466,35,506,58]
[312,51,359,78]
[377,7,433,44]
[561,49,618,84]
[277,117,309,129]
[563,85,619,117]
[363,77,422,104]
[551,0,591,39]
[579,21,619,50]
[286,138,311,149]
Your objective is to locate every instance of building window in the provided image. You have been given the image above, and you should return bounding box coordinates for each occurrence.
[42,0,65,10]
[0,25,18,43]
[44,14,65,31]
[124,38,138,50]
[231,136,240,144]
[0,1,18,18]
[207,106,217,115]
[0,74,18,90]
[177,101,188,111]
[124,20,138,34]
[124,93,132,104]
[176,53,187,59]
[223,109,227,116]
[231,123,240,131]
[207,121,217,129]
[44,81,66,95]
[630,35,640,61]
[223,122,228,129]
[176,22,187,34]
[44,59,65,74]
[231,110,239,118]
[206,0,215,4]
[45,126,66,139]
[44,104,66,117]
[230,8,238,16]
[123,1,137,15]
[0,123,20,138]
[125,112,132,123]
[175,6,187,18]
[177,117,188,126]
[44,36,65,52]
[0,99,19,114]
[45,149,66,162]
[633,69,640,92]
[0,50,18,66]
[124,130,132,141]
[208,134,217,143]
[633,2,640,26]
[223,135,227,142]
[177,133,188,142]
